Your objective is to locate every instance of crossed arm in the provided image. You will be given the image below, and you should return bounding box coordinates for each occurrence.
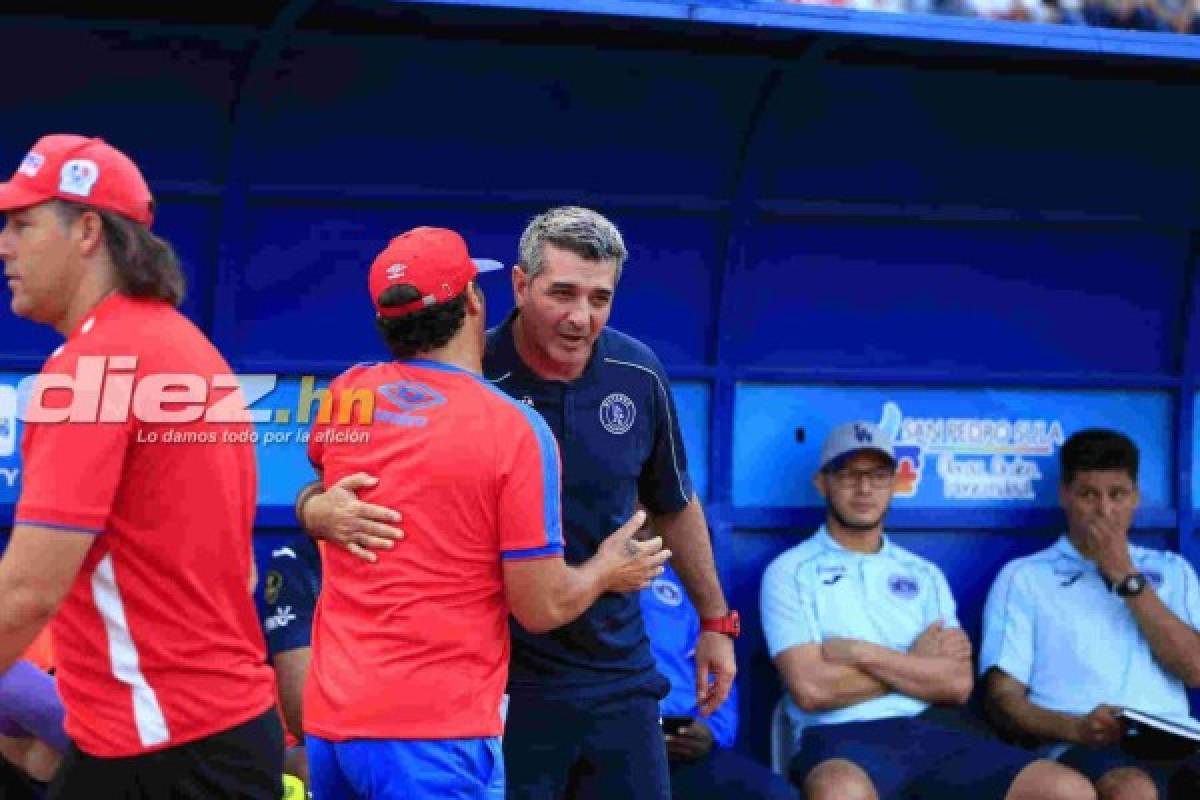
[774,621,973,712]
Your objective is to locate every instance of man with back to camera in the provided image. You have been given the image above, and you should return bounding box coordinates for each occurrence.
[296,206,738,800]
[761,420,1097,800]
[981,428,1200,799]
[301,225,670,798]
[0,133,279,797]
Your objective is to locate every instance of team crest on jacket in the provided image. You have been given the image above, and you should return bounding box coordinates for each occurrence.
[600,393,636,435]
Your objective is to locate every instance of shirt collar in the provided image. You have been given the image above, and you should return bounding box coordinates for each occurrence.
[487,309,604,386]
[1053,534,1086,562]
[63,291,130,343]
[401,358,473,376]
[813,524,894,557]
[1053,532,1139,568]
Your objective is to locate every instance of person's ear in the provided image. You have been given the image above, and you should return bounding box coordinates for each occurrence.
[512,265,529,307]
[466,281,485,316]
[74,210,105,256]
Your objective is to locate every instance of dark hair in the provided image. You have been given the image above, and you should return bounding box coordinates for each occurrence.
[1060,428,1139,485]
[374,284,469,359]
[52,200,185,307]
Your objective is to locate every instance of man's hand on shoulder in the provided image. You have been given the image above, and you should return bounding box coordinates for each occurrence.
[300,473,404,563]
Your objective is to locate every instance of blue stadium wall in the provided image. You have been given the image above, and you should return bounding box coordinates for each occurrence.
[2,0,1200,763]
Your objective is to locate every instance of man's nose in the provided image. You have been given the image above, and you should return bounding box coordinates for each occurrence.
[565,298,589,328]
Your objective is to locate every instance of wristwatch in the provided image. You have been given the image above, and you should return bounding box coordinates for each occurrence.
[700,610,741,638]
[1114,572,1148,598]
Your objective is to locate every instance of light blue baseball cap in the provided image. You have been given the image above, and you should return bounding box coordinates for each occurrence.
[819,421,896,471]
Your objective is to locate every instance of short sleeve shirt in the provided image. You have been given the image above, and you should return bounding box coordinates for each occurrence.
[981,535,1200,725]
[15,294,273,757]
[256,536,322,658]
[761,526,960,745]
[303,359,563,740]
[485,313,692,700]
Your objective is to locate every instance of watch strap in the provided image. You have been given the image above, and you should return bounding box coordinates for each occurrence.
[700,610,741,638]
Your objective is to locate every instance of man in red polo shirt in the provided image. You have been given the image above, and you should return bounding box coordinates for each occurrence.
[0,134,280,798]
[303,226,670,798]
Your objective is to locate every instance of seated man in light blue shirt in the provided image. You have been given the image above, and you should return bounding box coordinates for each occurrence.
[761,421,1094,800]
[640,561,796,800]
[982,428,1200,800]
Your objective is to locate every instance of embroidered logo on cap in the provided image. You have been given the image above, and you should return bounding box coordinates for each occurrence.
[386,263,407,281]
[59,159,100,197]
[18,152,44,178]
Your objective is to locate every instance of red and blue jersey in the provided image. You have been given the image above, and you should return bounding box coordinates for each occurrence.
[303,359,562,740]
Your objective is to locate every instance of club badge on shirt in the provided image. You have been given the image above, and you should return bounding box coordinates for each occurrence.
[600,393,636,435]
[888,574,919,599]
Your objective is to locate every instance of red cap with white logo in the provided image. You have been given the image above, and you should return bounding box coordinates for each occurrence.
[0,134,154,226]
[368,226,503,318]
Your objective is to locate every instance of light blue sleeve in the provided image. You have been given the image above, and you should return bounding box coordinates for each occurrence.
[1167,554,1200,630]
[979,562,1035,684]
[760,554,821,658]
[929,564,961,630]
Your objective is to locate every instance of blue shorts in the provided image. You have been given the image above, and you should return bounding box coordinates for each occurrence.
[307,735,504,800]
[789,710,1037,800]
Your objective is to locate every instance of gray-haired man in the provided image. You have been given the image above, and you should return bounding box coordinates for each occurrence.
[298,206,737,800]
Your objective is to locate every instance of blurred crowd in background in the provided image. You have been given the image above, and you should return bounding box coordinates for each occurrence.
[781,0,1200,33]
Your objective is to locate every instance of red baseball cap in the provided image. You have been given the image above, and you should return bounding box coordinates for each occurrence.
[369,227,503,318]
[0,134,154,226]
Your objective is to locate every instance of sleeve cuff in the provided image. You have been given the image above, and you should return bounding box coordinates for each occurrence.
[502,544,565,561]
[13,518,102,536]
